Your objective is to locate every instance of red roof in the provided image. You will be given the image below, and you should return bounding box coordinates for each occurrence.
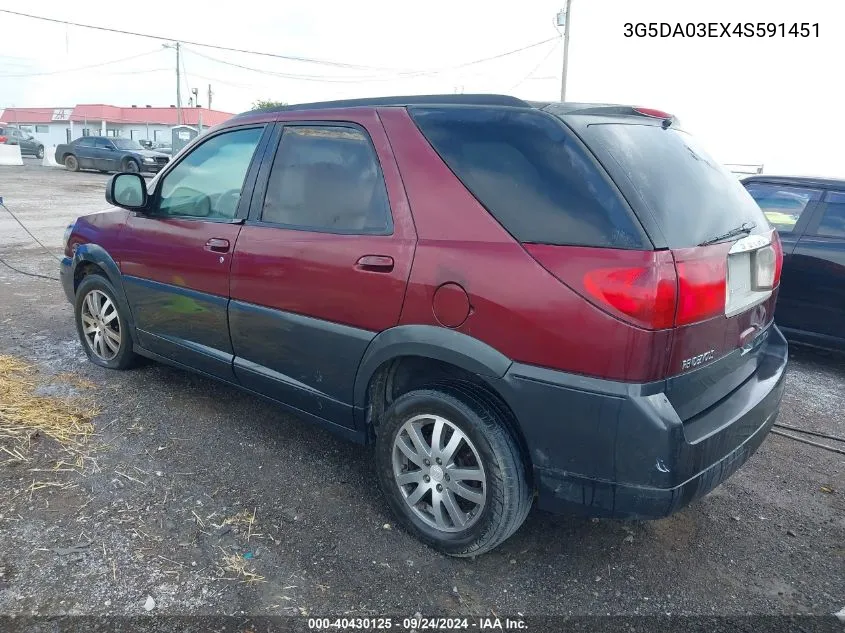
[0,107,71,123]
[0,104,233,127]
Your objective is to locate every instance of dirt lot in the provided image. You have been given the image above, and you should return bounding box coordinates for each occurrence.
[0,162,843,621]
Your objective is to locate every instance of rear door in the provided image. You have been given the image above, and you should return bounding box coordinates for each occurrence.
[786,190,845,344]
[229,113,416,428]
[115,124,270,381]
[743,182,823,330]
[75,137,97,169]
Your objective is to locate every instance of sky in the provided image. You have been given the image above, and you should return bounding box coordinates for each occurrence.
[1,0,843,177]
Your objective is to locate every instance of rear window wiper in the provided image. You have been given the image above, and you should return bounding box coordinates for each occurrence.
[698,221,756,246]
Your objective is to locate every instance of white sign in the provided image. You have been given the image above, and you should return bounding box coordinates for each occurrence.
[52,109,71,121]
[178,131,191,140]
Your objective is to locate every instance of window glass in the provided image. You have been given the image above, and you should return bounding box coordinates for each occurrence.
[815,192,845,238]
[113,138,143,150]
[75,138,94,147]
[93,138,112,148]
[410,107,644,248]
[744,184,818,233]
[35,125,48,133]
[261,125,392,233]
[158,127,262,220]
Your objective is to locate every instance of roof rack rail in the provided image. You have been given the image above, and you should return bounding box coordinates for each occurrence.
[236,94,530,117]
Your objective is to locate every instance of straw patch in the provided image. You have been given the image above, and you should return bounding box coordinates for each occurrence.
[0,355,98,463]
[218,548,266,584]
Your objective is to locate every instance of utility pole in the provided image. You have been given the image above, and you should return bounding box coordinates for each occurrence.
[162,42,183,124]
[557,0,573,102]
[207,84,213,111]
[176,42,182,124]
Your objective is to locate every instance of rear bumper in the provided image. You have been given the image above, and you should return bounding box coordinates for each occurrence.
[490,326,788,519]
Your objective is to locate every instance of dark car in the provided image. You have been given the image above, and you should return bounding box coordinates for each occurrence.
[59,95,787,557]
[55,136,169,174]
[743,175,845,351]
[0,124,45,158]
[152,142,173,156]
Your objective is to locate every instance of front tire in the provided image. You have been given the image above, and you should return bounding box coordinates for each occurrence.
[122,158,140,173]
[74,275,137,370]
[36,146,44,159]
[375,383,532,557]
[64,155,79,172]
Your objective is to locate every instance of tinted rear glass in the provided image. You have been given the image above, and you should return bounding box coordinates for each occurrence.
[409,107,646,248]
[581,123,769,248]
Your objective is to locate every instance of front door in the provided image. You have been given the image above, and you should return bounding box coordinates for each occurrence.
[92,137,116,171]
[788,190,845,343]
[229,117,416,428]
[115,124,269,381]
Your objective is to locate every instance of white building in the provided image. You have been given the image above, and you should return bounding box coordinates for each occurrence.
[0,104,233,148]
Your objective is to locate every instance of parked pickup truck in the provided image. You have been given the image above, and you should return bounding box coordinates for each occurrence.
[55,136,169,174]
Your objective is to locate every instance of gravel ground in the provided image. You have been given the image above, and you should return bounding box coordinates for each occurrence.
[0,163,843,622]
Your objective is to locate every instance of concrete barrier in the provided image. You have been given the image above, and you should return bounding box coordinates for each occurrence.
[0,144,23,166]
[42,145,61,168]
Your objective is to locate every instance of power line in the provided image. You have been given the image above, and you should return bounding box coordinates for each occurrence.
[0,9,560,80]
[0,49,162,77]
[184,36,561,85]
[508,39,561,91]
[0,9,406,71]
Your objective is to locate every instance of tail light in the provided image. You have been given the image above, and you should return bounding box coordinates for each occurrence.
[0,136,7,144]
[526,237,776,332]
[582,260,677,330]
[770,229,784,287]
[673,246,729,326]
[524,245,678,330]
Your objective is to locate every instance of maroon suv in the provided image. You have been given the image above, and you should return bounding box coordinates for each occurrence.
[60,95,788,556]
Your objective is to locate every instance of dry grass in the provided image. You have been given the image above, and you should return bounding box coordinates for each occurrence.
[0,355,98,462]
[218,547,265,584]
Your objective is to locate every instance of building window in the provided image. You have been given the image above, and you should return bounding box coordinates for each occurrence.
[106,128,119,137]
[82,128,91,137]
[154,130,163,141]
[35,125,49,133]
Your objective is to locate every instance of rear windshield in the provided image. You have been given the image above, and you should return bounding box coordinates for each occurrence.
[409,107,647,249]
[581,122,769,248]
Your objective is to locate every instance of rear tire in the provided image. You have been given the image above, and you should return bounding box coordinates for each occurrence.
[375,383,532,557]
[64,155,79,172]
[122,158,140,174]
[74,275,137,370]
[36,146,44,159]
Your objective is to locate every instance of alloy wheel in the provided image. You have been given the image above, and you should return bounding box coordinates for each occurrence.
[392,414,486,533]
[80,289,121,361]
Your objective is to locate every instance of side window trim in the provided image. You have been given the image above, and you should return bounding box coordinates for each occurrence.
[803,190,845,238]
[245,120,394,235]
[146,123,271,224]
[745,183,822,236]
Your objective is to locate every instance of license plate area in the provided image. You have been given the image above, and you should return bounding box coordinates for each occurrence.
[725,235,773,318]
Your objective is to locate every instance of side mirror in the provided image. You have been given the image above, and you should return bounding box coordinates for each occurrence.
[106,173,148,210]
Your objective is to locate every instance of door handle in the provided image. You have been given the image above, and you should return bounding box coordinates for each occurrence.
[205,238,230,253]
[356,255,394,272]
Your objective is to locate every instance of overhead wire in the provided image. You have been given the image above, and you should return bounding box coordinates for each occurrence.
[183,36,561,84]
[0,49,163,77]
[0,9,410,71]
[508,38,561,91]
